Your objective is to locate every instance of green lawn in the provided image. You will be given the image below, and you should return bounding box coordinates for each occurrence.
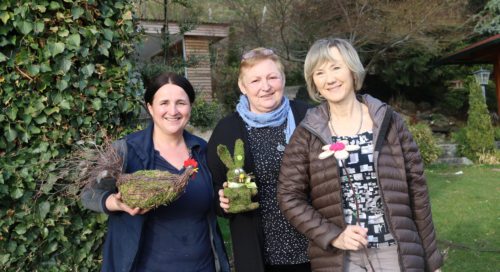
[426,164,500,271]
[217,164,500,271]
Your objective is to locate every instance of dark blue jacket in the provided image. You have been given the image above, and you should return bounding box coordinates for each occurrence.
[83,124,229,272]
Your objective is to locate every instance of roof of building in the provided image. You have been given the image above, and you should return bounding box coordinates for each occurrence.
[438,34,500,65]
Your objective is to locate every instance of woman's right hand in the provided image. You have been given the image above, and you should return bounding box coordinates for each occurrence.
[218,182,230,213]
[105,192,149,216]
[331,225,368,250]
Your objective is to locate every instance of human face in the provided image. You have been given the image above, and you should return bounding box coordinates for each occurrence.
[312,47,355,104]
[147,84,191,137]
[238,59,285,114]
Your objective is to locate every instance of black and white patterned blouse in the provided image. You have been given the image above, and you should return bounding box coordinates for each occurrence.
[333,131,396,248]
[246,122,309,265]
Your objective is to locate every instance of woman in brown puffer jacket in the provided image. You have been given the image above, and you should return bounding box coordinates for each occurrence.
[277,38,443,272]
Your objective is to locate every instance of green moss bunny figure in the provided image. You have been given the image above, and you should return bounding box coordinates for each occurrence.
[217,139,259,213]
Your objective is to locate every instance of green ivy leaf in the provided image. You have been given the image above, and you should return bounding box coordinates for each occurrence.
[92,98,102,110]
[0,254,10,265]
[17,21,33,35]
[27,64,40,76]
[0,52,6,62]
[43,107,59,116]
[67,33,80,49]
[58,28,69,37]
[56,57,72,74]
[0,11,9,24]
[29,124,40,134]
[60,99,70,110]
[34,115,47,124]
[81,64,95,77]
[104,18,114,27]
[48,1,60,10]
[47,42,65,57]
[41,227,49,239]
[10,187,23,199]
[56,79,68,91]
[14,224,27,235]
[98,44,109,56]
[46,242,58,254]
[6,106,17,121]
[71,6,84,19]
[34,5,47,13]
[38,201,51,220]
[34,21,44,33]
[103,28,114,41]
[4,125,17,142]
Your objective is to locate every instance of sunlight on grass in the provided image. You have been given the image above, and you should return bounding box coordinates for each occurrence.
[426,164,500,271]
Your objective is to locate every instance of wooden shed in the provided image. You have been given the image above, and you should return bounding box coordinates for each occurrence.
[137,20,229,99]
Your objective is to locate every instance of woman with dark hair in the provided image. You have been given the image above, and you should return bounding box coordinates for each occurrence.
[81,72,230,272]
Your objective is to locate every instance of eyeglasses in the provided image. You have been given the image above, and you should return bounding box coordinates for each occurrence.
[241,48,275,61]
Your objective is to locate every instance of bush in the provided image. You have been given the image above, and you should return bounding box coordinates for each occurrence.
[439,87,468,115]
[451,127,468,157]
[463,77,495,161]
[190,98,223,130]
[0,0,142,270]
[494,126,500,141]
[408,122,441,165]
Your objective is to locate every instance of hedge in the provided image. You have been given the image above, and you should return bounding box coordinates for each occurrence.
[0,0,142,270]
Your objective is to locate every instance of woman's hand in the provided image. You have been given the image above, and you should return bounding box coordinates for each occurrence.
[105,192,150,216]
[218,182,230,213]
[331,225,368,250]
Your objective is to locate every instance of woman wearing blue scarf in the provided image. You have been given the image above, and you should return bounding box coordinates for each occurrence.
[207,48,311,272]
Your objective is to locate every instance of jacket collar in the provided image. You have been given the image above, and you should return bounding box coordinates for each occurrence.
[126,122,202,169]
[300,94,388,144]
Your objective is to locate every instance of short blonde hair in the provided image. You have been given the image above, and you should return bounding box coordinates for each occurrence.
[239,47,285,82]
[304,38,365,102]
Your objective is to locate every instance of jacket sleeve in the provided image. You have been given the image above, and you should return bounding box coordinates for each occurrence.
[80,140,124,214]
[80,178,116,213]
[207,122,231,218]
[395,113,443,271]
[278,126,344,251]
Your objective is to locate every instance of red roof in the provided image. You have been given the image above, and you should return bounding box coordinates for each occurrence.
[438,34,500,65]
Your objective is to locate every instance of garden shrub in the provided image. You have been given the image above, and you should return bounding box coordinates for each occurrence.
[463,77,495,161]
[439,87,468,115]
[451,126,468,157]
[408,122,441,165]
[0,0,142,270]
[190,98,223,130]
[494,126,500,141]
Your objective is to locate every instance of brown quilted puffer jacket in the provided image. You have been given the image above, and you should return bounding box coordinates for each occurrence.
[278,95,443,272]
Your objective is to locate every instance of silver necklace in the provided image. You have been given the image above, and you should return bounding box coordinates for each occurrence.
[328,102,363,136]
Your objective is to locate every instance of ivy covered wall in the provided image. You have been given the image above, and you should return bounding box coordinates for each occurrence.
[0,0,142,270]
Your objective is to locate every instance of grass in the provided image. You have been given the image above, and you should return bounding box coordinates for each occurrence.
[426,164,500,271]
[217,164,500,271]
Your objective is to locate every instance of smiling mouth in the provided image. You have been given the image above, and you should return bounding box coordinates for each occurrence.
[163,116,182,121]
[260,92,275,98]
